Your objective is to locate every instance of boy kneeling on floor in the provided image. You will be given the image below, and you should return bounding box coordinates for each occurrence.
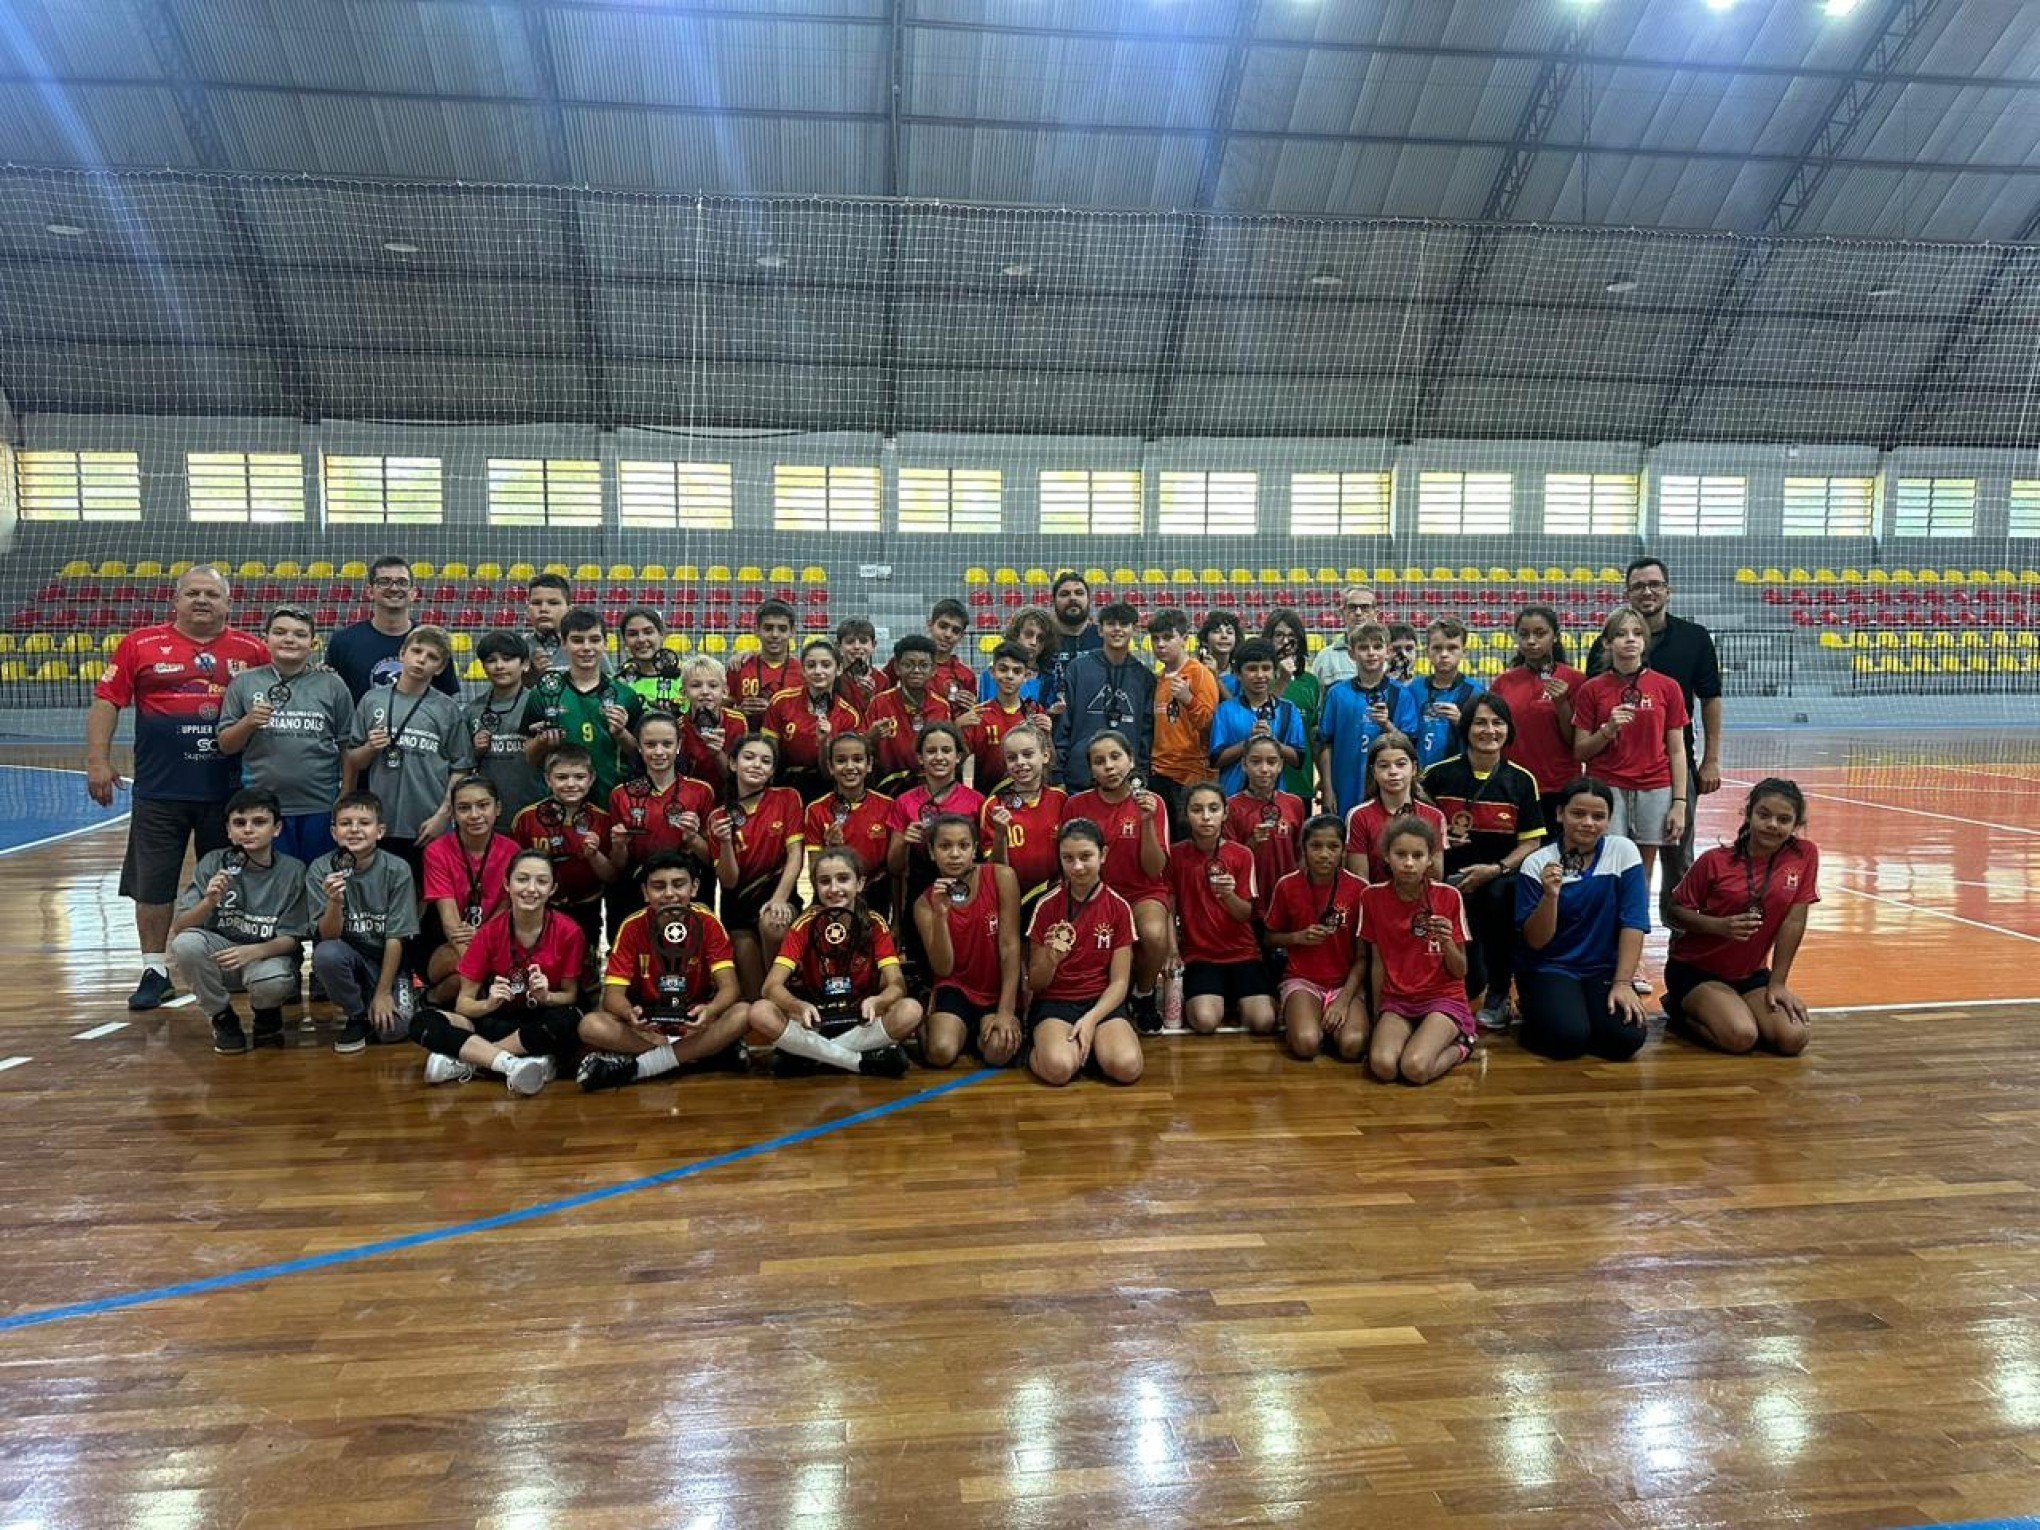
[169,787,312,1054]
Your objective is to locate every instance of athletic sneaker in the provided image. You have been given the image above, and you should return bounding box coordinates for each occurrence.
[1129,990,1163,1034]
[129,968,173,1011]
[577,1051,638,1093]
[423,1053,475,1086]
[210,1011,248,1054]
[334,1016,371,1054]
[502,1054,551,1096]
[1474,1002,1512,1033]
[250,1008,286,1049]
[1631,974,1655,996]
[859,1044,912,1079]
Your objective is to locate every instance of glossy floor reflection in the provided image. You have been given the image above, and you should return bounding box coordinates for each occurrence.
[2,733,2038,1528]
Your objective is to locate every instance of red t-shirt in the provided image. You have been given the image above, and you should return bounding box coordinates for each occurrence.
[1359,879,1471,1010]
[882,653,979,713]
[1668,840,1822,982]
[762,689,864,774]
[887,781,987,885]
[1063,788,1169,905]
[1026,882,1135,1002]
[97,623,269,800]
[1344,799,1450,883]
[924,867,1007,1006]
[603,904,735,1008]
[708,787,805,895]
[421,832,521,926]
[774,907,900,1003]
[678,705,747,783]
[864,686,954,784]
[1265,868,1366,989]
[980,786,1068,898]
[458,908,586,1000]
[1165,839,1261,964]
[803,790,895,886]
[1571,669,1690,791]
[607,775,717,866]
[510,799,616,906]
[1488,665,1588,796]
[729,653,796,718]
[1222,789,1306,918]
[964,698,1046,793]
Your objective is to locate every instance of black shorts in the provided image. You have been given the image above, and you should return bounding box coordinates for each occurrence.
[119,796,228,904]
[1183,957,1274,1007]
[1662,958,1770,1019]
[723,883,802,933]
[930,984,997,1028]
[1025,995,1126,1035]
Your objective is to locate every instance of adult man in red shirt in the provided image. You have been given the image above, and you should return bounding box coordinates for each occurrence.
[86,566,270,1010]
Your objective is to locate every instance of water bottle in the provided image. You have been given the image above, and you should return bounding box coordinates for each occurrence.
[1161,959,1185,1031]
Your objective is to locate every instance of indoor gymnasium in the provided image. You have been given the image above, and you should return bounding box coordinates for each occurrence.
[2,1,2039,1526]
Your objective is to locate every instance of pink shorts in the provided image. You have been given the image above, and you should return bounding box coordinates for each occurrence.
[1278,977,1343,1009]
[1376,994,1478,1044]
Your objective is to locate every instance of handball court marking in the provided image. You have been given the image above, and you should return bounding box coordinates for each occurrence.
[0,1066,998,1336]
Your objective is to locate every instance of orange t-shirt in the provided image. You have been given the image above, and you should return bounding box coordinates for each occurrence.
[1150,661,1221,786]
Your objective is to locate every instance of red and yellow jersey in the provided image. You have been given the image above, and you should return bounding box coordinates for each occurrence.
[762,688,864,774]
[707,786,805,894]
[729,654,797,719]
[607,775,717,866]
[510,798,615,906]
[803,789,895,884]
[603,904,735,1008]
[1063,788,1169,905]
[963,698,1047,793]
[980,786,1067,899]
[774,907,900,1004]
[863,686,953,784]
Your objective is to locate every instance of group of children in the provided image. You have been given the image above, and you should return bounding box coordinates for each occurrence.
[167,573,1818,1092]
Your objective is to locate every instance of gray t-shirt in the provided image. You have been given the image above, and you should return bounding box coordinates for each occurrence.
[346,684,474,838]
[465,687,548,819]
[305,848,421,944]
[219,664,357,817]
[177,847,312,943]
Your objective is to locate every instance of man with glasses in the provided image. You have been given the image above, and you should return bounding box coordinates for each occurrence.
[325,554,462,702]
[1311,585,1379,686]
[1587,557,1723,921]
[86,565,270,1010]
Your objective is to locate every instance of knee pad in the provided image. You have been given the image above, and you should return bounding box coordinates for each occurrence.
[517,1006,581,1057]
[410,1008,466,1056]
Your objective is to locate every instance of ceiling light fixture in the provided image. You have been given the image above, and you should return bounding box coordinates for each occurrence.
[44,222,85,237]
[1305,269,1345,288]
[1703,0,1737,11]
[1604,275,1639,294]
[1001,261,1034,278]
[755,253,786,270]
[381,240,419,255]
[1823,0,1864,15]
[1866,283,1900,299]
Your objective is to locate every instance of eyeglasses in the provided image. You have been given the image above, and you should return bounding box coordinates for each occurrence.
[1344,601,1373,612]
[1627,579,1668,592]
[371,576,413,589]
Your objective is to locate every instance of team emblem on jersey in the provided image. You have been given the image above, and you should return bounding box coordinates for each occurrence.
[1450,810,1473,836]
[1094,924,1114,948]
[1119,819,1137,837]
[1784,872,1801,889]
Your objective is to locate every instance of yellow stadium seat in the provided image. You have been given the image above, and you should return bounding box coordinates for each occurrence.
[450,633,473,655]
[1540,567,1566,584]
[640,564,669,582]
[964,568,990,586]
[270,559,301,578]
[541,563,569,577]
[1917,568,1941,584]
[34,659,70,680]
[168,561,194,578]
[1991,569,2018,585]
[0,660,23,682]
[1866,567,1889,584]
[1839,567,1863,583]
[1429,567,1455,583]
[607,564,635,582]
[79,659,103,684]
[1369,568,1397,585]
[1818,631,1844,650]
[462,658,486,682]
[1889,568,1915,583]
[1023,569,1051,589]
[1486,567,1513,585]
[474,562,503,581]
[95,559,128,577]
[1458,567,1484,583]
[735,565,764,584]
[673,565,699,583]
[132,560,164,578]
[234,561,264,578]
[1316,568,1343,585]
[1143,569,1168,587]
[998,568,1024,587]
[1813,568,1838,583]
[2018,631,2038,650]
[605,635,619,654]
[506,563,536,582]
[99,633,121,654]
[1848,631,1872,650]
[22,634,52,654]
[1114,568,1139,586]
[1170,569,1196,586]
[1570,567,1596,583]
[0,636,16,655]
[734,634,760,655]
[666,635,692,655]
[1943,568,1968,584]
[702,634,728,655]
[573,563,602,582]
[1401,566,1426,583]
[802,566,829,585]
[705,566,732,583]
[768,566,795,584]
[1758,567,1784,584]
[60,560,91,578]
[1201,568,1225,585]
[1734,568,1758,585]
[1083,568,1108,587]
[412,561,435,579]
[978,634,1000,655]
[338,561,367,578]
[61,633,94,655]
[300,560,330,579]
[438,561,469,580]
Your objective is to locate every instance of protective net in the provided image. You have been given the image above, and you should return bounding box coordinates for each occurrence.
[5,165,2040,716]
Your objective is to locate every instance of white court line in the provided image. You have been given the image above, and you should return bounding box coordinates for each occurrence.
[71,1021,128,1040]
[1811,995,2040,1014]
[0,1056,29,1073]
[0,814,131,861]
[1829,882,2040,946]
[161,994,196,1009]
[1720,776,2040,836]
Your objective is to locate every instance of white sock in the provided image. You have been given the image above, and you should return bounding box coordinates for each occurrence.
[837,1018,894,1053]
[143,954,168,975]
[773,1024,864,1073]
[635,1043,678,1079]
[488,1053,517,1076]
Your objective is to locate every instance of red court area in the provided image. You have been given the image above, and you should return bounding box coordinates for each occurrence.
[1694,728,2040,1012]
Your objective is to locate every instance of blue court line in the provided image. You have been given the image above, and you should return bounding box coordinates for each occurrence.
[0,1067,998,1335]
[1893,1521,2040,1529]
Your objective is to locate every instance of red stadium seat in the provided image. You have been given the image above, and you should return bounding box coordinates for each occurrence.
[314,606,340,627]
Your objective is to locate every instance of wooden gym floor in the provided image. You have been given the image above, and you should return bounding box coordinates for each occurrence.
[2,732,2038,1529]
